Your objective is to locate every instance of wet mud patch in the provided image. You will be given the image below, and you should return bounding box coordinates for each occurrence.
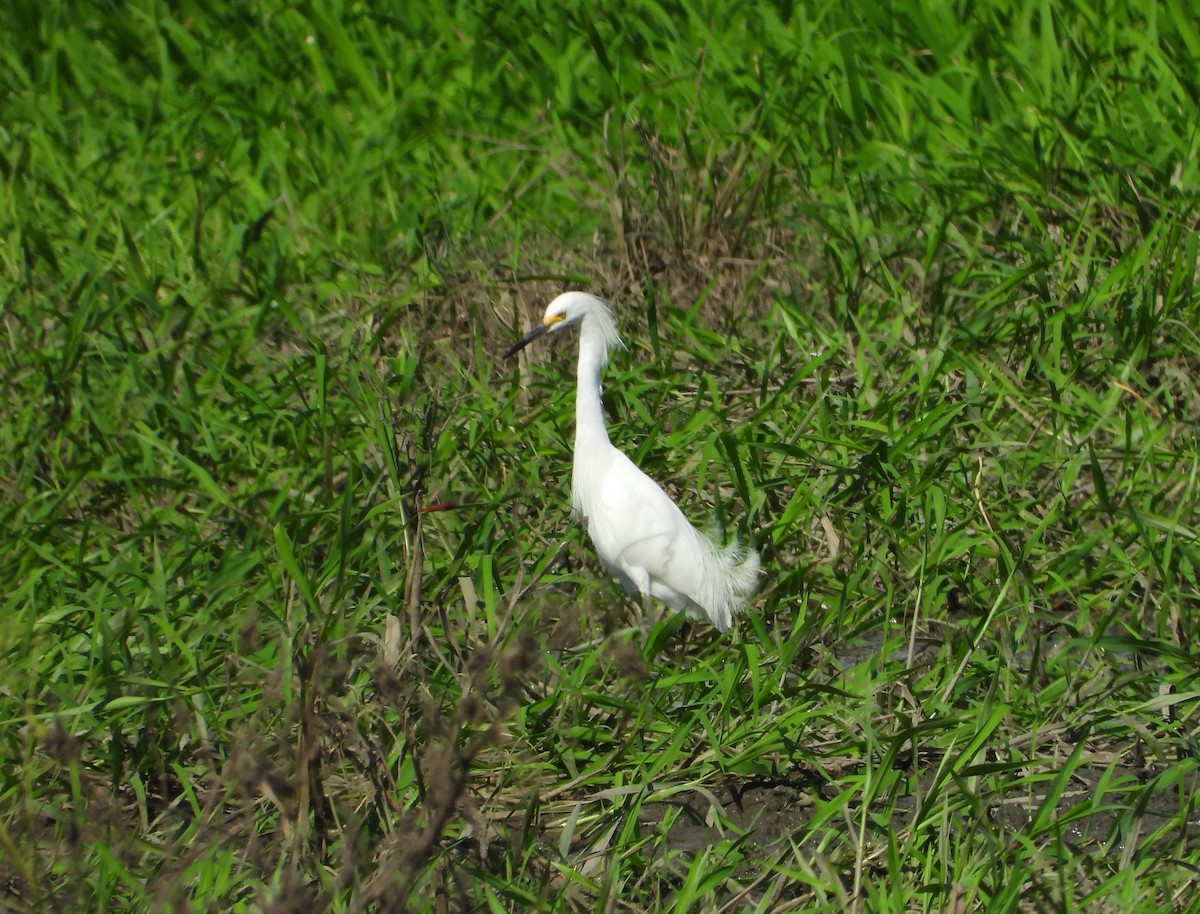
[654,758,1199,865]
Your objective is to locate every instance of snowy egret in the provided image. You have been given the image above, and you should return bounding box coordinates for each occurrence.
[504,292,759,631]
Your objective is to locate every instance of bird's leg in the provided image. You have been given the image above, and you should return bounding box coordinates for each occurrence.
[637,591,652,640]
[681,616,696,658]
[622,565,654,639]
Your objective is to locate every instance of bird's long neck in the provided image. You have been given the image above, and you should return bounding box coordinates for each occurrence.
[574,319,612,453]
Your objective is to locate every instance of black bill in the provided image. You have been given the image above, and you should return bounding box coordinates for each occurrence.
[503,322,552,359]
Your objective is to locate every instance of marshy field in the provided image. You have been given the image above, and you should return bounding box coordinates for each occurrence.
[2,2,1199,911]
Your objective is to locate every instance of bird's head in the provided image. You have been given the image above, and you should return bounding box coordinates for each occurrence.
[503,292,620,359]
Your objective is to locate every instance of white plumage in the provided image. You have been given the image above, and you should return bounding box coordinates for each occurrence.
[505,291,759,631]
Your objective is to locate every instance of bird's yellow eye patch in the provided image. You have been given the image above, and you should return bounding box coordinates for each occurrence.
[543,312,566,326]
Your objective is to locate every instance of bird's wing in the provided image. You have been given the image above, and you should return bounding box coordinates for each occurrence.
[588,449,709,604]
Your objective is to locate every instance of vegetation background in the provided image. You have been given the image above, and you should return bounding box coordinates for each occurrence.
[2,1,1198,911]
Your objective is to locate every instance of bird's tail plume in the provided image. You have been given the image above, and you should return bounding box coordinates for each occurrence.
[697,537,760,631]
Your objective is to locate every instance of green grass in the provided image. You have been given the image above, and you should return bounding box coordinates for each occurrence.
[2,1,1199,912]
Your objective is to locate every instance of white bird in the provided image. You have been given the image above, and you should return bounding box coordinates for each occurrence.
[505,291,759,631]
